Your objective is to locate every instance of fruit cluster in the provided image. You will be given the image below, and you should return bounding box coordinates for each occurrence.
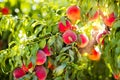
[12,4,116,79]
[58,5,115,61]
[13,45,52,80]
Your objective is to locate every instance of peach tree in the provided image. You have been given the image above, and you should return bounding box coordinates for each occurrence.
[0,0,120,80]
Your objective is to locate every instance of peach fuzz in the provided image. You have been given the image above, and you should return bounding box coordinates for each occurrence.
[34,65,47,80]
[62,30,77,44]
[66,5,80,24]
[36,50,47,65]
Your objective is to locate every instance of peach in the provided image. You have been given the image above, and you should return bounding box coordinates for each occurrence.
[114,74,119,79]
[22,63,28,73]
[62,30,77,44]
[58,20,72,33]
[1,7,9,15]
[99,10,115,27]
[36,50,47,65]
[34,65,47,80]
[103,12,115,27]
[90,10,99,21]
[96,31,107,45]
[77,34,89,48]
[21,62,33,73]
[28,62,33,69]
[42,45,52,56]
[66,5,80,24]
[13,67,25,79]
[88,48,101,61]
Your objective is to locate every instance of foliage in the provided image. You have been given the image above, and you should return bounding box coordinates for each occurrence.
[103,20,120,75]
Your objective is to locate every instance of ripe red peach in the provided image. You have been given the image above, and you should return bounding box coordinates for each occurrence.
[42,45,52,56]
[13,67,25,79]
[90,10,99,21]
[66,5,80,24]
[113,74,119,80]
[58,20,72,33]
[1,7,9,15]
[103,12,115,27]
[62,30,77,44]
[34,65,47,80]
[77,34,89,48]
[36,50,47,65]
[88,48,101,61]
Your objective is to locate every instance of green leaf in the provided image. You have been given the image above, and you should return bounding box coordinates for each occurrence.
[59,56,67,62]
[115,47,120,55]
[117,56,120,69]
[60,46,71,53]
[9,59,14,71]
[53,63,66,76]
[39,39,46,49]
[52,24,59,34]
[56,36,63,51]
[30,43,39,65]
[60,16,66,26]
[56,53,66,62]
[113,20,120,29]
[64,68,70,80]
[69,49,74,62]
[34,25,43,36]
[46,25,52,33]
[71,70,77,80]
[38,27,50,37]
[8,41,16,48]
[54,76,63,80]
[48,36,55,46]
